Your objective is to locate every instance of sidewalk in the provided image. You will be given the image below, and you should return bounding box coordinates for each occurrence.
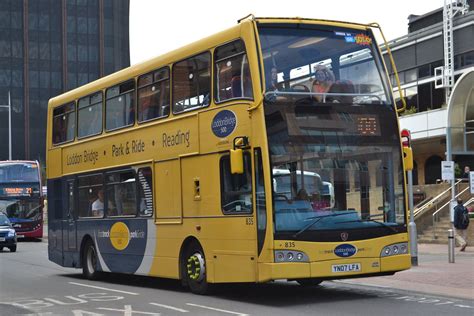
[341,243,474,300]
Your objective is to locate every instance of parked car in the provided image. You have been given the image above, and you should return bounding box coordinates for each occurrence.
[0,212,17,252]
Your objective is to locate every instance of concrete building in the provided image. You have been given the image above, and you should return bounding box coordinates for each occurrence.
[383,0,474,185]
[0,0,130,163]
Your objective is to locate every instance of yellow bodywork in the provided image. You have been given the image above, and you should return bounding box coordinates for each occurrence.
[46,17,411,284]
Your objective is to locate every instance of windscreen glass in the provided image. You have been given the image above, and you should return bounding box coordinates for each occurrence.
[258,24,405,240]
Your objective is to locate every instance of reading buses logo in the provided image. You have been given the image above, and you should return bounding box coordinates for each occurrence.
[98,222,145,251]
[211,110,237,138]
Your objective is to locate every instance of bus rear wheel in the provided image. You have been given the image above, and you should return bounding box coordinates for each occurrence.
[296,278,322,287]
[183,241,211,295]
[82,240,99,280]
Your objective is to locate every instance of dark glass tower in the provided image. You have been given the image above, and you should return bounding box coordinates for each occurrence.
[0,0,130,163]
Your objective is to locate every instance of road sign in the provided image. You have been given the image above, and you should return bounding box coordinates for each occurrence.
[441,161,454,181]
[470,171,474,194]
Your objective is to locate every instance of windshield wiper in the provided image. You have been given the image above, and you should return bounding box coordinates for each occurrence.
[293,211,357,238]
[336,218,398,233]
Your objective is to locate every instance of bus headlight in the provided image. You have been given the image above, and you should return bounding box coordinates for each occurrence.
[275,250,309,262]
[381,242,408,257]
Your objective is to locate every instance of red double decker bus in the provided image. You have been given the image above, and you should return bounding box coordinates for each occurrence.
[0,161,44,239]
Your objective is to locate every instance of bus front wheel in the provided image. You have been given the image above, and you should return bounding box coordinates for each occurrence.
[296,278,322,287]
[82,240,99,280]
[182,241,211,295]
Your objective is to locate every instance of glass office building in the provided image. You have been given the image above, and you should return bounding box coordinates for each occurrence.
[0,0,130,163]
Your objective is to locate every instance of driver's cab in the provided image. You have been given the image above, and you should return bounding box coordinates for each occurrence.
[220,152,253,214]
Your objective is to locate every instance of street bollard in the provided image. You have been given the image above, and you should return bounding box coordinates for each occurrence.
[448,229,455,263]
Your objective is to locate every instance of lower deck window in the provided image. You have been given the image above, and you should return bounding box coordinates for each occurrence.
[220,153,253,214]
[106,171,137,217]
[78,174,103,218]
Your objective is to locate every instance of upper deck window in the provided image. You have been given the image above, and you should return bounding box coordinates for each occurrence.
[214,40,253,103]
[138,67,170,122]
[53,102,75,144]
[258,24,391,105]
[172,52,211,113]
[105,80,135,131]
[78,91,103,138]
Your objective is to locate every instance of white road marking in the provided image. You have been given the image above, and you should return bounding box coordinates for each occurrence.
[68,282,139,295]
[186,303,248,315]
[150,302,189,312]
[98,305,160,315]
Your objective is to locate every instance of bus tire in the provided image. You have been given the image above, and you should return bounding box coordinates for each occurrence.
[296,278,322,287]
[9,246,16,252]
[182,241,211,295]
[82,240,99,280]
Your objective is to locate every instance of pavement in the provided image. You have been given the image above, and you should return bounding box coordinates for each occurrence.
[40,225,474,300]
[340,243,474,300]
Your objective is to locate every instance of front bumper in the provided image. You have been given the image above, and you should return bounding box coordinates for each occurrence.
[258,254,411,281]
[0,236,17,247]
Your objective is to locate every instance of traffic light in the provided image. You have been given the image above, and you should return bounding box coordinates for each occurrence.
[401,129,410,147]
[401,129,413,171]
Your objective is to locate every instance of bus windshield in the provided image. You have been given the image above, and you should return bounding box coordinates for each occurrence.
[0,162,40,183]
[258,24,406,239]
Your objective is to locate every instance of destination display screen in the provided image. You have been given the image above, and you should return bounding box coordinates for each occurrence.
[354,114,380,136]
[0,184,39,198]
[2,187,34,197]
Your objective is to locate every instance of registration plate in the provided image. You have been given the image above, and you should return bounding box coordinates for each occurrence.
[0,238,5,242]
[332,263,361,273]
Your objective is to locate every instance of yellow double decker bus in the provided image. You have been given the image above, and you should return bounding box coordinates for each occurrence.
[47,16,411,294]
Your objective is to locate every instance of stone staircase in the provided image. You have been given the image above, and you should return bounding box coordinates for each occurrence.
[414,182,472,244]
[417,215,452,244]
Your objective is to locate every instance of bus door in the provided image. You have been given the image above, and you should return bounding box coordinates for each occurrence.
[65,180,77,251]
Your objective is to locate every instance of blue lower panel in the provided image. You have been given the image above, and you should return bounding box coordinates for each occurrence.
[77,218,148,274]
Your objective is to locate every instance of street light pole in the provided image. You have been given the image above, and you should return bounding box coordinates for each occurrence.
[0,91,12,160]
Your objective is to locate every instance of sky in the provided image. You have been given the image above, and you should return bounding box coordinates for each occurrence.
[130,0,443,65]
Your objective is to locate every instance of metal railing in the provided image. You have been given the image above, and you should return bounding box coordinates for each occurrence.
[432,184,471,239]
[413,179,462,218]
[464,197,474,208]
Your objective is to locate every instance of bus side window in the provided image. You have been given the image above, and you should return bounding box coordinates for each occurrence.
[138,68,170,122]
[78,174,103,218]
[214,39,253,103]
[106,170,137,217]
[52,102,75,144]
[220,153,253,214]
[137,167,153,216]
[105,80,135,131]
[78,91,103,138]
[172,52,211,113]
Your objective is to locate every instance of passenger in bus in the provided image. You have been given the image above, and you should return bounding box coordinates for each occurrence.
[91,190,104,217]
[296,189,309,201]
[311,65,335,102]
[138,92,154,121]
[231,74,242,98]
[269,67,281,91]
